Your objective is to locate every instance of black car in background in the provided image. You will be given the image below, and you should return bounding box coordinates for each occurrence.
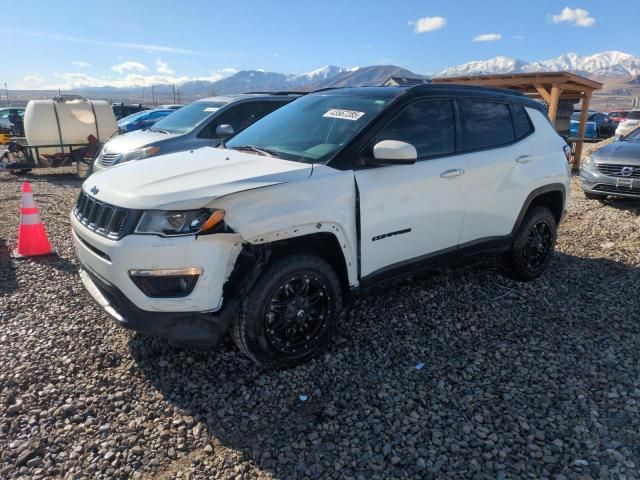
[112,103,149,120]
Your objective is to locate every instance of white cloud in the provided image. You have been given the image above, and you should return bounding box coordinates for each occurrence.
[513,35,526,41]
[473,33,502,42]
[72,61,91,68]
[155,59,175,75]
[0,28,203,55]
[551,7,595,27]
[41,67,238,90]
[15,75,45,89]
[409,16,447,33]
[111,61,147,73]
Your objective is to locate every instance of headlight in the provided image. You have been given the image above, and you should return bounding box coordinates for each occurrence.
[119,146,160,164]
[581,155,595,171]
[135,209,225,236]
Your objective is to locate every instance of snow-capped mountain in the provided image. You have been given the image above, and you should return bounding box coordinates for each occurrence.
[295,66,349,83]
[438,56,529,77]
[437,51,640,77]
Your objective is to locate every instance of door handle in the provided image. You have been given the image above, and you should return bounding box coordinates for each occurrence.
[516,155,532,164]
[440,168,465,179]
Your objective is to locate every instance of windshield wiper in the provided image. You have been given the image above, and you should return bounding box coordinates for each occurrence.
[151,128,171,135]
[227,145,280,158]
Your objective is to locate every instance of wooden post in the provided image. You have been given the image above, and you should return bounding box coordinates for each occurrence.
[534,85,551,104]
[547,83,562,126]
[573,90,592,170]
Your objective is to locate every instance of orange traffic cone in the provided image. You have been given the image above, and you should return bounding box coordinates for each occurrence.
[13,182,54,258]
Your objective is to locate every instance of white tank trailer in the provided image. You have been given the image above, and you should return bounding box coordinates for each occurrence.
[24,96,117,155]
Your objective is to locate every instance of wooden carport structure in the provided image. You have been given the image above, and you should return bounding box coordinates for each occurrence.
[432,72,603,168]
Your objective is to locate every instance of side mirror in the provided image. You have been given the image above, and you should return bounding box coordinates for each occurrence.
[215,124,234,138]
[370,140,417,165]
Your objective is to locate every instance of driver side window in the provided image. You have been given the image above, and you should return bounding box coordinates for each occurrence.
[374,99,456,160]
[199,101,286,139]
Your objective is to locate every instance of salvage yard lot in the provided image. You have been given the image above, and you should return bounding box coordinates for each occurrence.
[1,156,640,479]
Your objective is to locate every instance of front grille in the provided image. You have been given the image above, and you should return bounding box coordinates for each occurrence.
[97,152,121,167]
[596,163,640,179]
[593,184,640,195]
[74,191,131,239]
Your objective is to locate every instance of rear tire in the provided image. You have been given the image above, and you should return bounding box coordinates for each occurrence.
[231,254,342,369]
[500,206,557,281]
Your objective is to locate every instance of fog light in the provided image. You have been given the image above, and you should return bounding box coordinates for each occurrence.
[128,268,202,298]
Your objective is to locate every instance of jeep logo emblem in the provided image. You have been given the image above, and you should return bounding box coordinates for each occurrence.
[90,186,99,195]
[621,166,634,177]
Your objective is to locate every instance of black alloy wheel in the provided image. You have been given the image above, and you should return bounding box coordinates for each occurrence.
[263,274,329,356]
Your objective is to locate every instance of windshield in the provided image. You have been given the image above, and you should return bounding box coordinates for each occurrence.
[622,128,640,142]
[150,101,227,134]
[610,111,627,118]
[225,94,391,164]
[118,110,150,125]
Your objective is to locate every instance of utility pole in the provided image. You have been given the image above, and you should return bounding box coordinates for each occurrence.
[172,84,176,104]
[151,85,155,106]
[177,90,180,104]
[142,86,145,105]
[4,82,9,106]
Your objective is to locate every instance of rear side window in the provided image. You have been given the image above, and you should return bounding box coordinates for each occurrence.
[627,111,640,120]
[200,101,288,139]
[460,101,515,151]
[511,104,534,139]
[375,99,455,159]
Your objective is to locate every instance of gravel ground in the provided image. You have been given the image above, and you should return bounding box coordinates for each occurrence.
[1,155,639,479]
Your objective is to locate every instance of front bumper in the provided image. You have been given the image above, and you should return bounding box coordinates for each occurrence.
[79,266,234,346]
[580,167,640,199]
[72,212,245,344]
[71,213,243,312]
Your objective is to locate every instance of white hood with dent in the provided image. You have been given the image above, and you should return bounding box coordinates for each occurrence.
[84,147,313,210]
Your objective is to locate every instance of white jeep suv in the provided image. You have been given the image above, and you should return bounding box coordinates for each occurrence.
[71,85,571,368]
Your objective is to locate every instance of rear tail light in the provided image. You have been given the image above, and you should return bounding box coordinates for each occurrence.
[563,145,572,164]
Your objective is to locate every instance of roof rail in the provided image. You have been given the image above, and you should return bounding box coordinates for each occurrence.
[309,87,342,93]
[242,91,307,96]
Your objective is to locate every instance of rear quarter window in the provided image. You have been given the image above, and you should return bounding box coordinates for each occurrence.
[511,104,534,139]
[459,100,515,151]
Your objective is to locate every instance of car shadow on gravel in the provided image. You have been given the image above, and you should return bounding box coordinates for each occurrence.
[0,171,83,188]
[128,252,640,478]
[596,197,640,213]
[0,238,17,293]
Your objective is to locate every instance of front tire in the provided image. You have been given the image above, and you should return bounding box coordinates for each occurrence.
[500,206,557,281]
[231,254,342,368]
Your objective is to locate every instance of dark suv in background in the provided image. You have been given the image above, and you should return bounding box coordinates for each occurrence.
[94,93,302,171]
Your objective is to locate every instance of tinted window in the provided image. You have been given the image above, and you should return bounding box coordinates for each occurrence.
[460,101,515,150]
[201,101,288,138]
[151,101,227,134]
[512,105,534,139]
[627,111,640,120]
[375,100,455,159]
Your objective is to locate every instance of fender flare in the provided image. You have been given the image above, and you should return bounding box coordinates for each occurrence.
[245,223,358,287]
[511,183,567,235]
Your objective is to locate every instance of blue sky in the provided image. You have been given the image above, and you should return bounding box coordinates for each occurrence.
[3,0,639,89]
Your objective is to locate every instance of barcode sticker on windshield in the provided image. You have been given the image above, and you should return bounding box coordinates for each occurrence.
[323,109,365,121]
[203,107,219,112]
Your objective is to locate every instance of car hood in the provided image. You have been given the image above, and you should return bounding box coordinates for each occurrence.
[102,129,178,154]
[84,147,313,210]
[592,141,640,165]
